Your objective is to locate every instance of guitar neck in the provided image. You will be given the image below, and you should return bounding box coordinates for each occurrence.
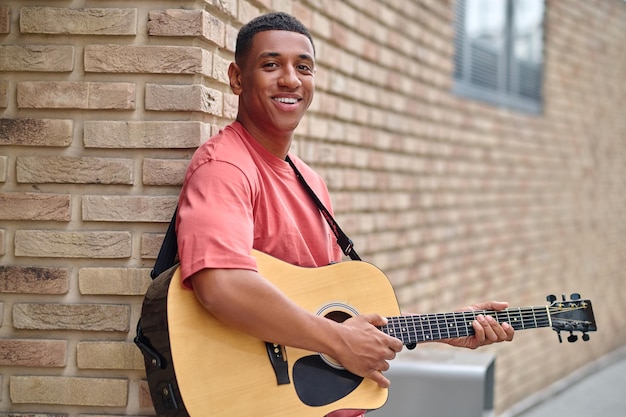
[382,306,550,345]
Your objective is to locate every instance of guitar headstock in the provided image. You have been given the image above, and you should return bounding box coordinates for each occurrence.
[547,293,597,343]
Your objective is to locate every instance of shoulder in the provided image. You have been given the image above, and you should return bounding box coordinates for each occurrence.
[186,123,259,180]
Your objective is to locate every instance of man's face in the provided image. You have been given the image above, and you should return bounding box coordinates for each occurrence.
[230,30,315,140]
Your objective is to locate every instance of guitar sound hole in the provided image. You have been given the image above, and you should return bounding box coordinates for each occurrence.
[325,310,352,323]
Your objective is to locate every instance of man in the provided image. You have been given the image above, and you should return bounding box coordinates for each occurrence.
[176,12,514,417]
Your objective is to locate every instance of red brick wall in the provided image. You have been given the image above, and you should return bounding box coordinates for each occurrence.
[1,0,625,415]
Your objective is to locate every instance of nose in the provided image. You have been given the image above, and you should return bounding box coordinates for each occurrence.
[278,66,301,89]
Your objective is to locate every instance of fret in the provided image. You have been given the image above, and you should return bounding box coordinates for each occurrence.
[444,312,453,339]
[515,307,525,330]
[382,305,560,347]
[523,308,536,329]
[408,315,420,345]
[433,313,445,340]
[423,314,433,341]
[463,311,470,337]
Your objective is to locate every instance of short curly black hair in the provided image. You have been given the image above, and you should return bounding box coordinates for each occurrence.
[235,12,315,65]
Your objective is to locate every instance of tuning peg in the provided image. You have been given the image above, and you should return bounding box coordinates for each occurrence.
[582,333,590,342]
[547,294,557,303]
[570,293,581,300]
[567,332,578,343]
[556,330,563,343]
[561,293,567,301]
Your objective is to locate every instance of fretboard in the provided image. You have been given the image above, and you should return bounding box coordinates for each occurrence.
[381,306,551,345]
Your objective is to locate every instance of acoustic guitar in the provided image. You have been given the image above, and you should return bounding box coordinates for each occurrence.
[136,250,596,417]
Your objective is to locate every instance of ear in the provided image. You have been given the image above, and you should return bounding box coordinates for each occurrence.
[228,62,242,95]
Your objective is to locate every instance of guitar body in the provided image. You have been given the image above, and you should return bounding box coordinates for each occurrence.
[145,250,401,417]
[137,250,597,417]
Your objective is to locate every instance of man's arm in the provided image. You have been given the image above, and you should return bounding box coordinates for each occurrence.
[189,268,404,388]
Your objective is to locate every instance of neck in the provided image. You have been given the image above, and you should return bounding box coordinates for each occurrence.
[236,117,293,160]
[381,306,552,345]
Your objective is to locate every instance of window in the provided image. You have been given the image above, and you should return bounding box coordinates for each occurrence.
[453,0,545,113]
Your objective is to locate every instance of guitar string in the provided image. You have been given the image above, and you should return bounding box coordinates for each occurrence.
[380,305,590,344]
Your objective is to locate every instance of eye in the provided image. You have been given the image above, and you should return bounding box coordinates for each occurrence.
[297,64,314,74]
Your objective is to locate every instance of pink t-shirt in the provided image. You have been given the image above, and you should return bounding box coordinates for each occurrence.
[176,121,342,284]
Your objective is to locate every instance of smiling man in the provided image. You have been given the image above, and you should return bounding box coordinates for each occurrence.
[174,12,513,417]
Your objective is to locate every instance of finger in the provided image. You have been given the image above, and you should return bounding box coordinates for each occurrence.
[470,300,509,311]
[490,301,509,311]
[473,315,499,346]
[389,337,404,353]
[482,315,504,342]
[368,369,391,388]
[362,313,388,327]
[385,347,398,360]
[472,315,487,342]
[502,322,515,341]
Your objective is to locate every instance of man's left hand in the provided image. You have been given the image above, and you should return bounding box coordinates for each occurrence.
[443,301,514,349]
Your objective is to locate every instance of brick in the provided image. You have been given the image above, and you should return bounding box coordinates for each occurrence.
[10,376,128,406]
[0,6,9,34]
[78,415,131,417]
[0,80,7,108]
[0,118,73,146]
[142,158,188,186]
[138,380,153,408]
[148,9,224,47]
[141,232,167,259]
[0,155,7,182]
[76,341,144,369]
[0,192,71,221]
[79,267,151,296]
[82,195,178,222]
[0,45,74,72]
[145,83,223,115]
[212,53,231,85]
[17,81,135,110]
[20,7,136,35]
[0,339,67,367]
[238,1,260,26]
[225,24,238,53]
[16,156,133,184]
[84,45,211,76]
[0,414,65,417]
[14,230,131,258]
[12,303,130,332]
[0,265,69,294]
[83,120,210,149]
[210,0,237,18]
[224,92,238,119]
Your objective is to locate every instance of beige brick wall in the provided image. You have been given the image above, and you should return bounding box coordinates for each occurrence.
[1,1,625,416]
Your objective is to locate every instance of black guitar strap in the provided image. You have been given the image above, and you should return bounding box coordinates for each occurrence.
[286,155,361,261]
[151,207,179,279]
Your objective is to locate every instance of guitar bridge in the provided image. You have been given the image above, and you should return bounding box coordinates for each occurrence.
[266,342,291,385]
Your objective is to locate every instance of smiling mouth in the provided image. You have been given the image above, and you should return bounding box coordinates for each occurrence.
[273,97,300,104]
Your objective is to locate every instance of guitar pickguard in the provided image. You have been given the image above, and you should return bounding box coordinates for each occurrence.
[293,355,363,406]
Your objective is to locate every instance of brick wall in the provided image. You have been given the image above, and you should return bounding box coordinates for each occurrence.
[1,1,625,416]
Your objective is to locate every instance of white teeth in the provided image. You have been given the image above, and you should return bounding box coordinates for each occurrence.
[274,97,298,104]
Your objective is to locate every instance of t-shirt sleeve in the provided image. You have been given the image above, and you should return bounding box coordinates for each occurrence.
[176,159,258,288]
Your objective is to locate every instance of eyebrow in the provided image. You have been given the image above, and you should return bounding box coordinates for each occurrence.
[259,52,314,61]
